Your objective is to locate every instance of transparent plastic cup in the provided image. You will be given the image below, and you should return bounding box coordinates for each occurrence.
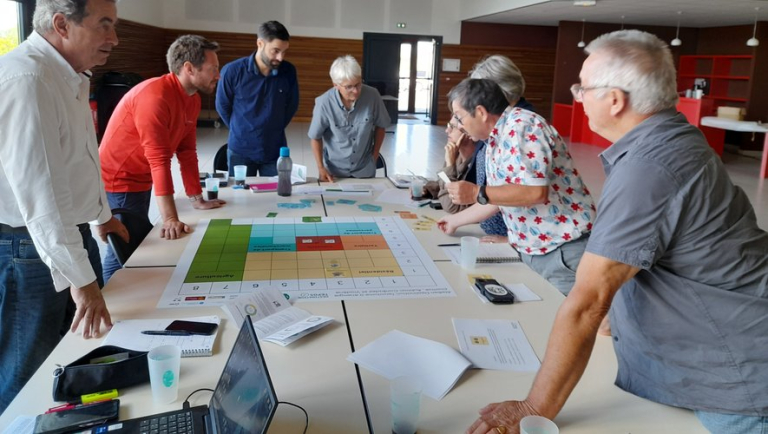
[390,376,422,434]
[147,345,181,404]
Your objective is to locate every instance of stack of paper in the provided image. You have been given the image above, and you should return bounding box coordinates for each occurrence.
[453,319,540,372]
[347,330,471,400]
[222,288,333,346]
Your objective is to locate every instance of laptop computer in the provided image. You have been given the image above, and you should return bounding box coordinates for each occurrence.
[90,316,277,434]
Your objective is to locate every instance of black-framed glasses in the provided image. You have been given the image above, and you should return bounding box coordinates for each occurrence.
[452,109,473,126]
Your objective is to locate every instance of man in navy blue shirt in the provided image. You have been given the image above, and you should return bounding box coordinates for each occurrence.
[216,21,299,176]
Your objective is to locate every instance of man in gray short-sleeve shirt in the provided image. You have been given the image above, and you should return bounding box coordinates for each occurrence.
[467,30,768,434]
[308,55,390,181]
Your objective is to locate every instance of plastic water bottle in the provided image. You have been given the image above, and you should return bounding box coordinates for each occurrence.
[277,146,292,197]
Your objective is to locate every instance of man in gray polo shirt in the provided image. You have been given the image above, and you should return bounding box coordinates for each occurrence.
[468,30,768,434]
[308,55,390,181]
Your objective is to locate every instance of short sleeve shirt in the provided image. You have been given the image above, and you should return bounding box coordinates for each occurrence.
[587,109,768,415]
[307,85,390,178]
[486,106,596,254]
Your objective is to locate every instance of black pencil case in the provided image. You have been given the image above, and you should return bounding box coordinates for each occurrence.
[51,345,149,402]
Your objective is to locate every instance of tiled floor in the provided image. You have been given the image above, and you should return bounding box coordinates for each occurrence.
[161,121,767,231]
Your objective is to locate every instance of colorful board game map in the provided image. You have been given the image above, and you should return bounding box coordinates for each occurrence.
[159,216,455,308]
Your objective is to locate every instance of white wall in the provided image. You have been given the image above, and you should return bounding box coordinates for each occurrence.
[118,0,463,44]
[460,0,543,21]
[117,0,164,28]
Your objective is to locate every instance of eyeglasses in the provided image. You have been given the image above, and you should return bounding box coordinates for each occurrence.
[446,122,458,132]
[338,81,362,92]
[570,83,629,102]
[452,109,473,126]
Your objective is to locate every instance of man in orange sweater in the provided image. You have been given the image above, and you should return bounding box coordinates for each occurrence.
[99,35,225,283]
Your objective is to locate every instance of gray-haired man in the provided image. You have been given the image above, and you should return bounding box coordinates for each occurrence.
[468,29,768,434]
[308,55,390,182]
[0,0,127,412]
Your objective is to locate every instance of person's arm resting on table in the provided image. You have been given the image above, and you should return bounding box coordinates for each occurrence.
[308,100,334,182]
[467,253,639,434]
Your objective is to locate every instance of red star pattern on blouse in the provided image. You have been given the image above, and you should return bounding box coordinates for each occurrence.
[527,134,538,142]
[534,216,543,224]
[518,216,527,222]
[557,215,568,223]
[563,233,572,241]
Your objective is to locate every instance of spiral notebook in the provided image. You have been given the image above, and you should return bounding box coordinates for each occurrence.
[443,243,522,264]
[101,315,220,357]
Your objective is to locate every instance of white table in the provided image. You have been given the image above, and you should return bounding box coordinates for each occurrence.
[345,262,707,434]
[700,116,768,178]
[0,268,370,434]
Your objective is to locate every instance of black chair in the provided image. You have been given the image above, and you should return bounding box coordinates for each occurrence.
[107,208,154,266]
[213,143,228,173]
[376,154,388,178]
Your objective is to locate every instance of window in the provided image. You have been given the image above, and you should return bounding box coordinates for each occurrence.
[0,0,21,55]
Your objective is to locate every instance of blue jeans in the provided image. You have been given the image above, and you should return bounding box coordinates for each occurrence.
[227,148,277,177]
[696,410,768,433]
[0,224,102,413]
[520,233,589,296]
[103,191,151,284]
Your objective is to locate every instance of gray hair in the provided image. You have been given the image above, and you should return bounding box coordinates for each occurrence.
[585,29,678,114]
[166,35,220,75]
[329,55,361,84]
[448,78,508,117]
[33,0,113,34]
[469,55,525,105]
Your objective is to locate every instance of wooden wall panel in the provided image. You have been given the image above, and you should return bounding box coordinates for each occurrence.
[91,20,167,85]
[437,44,556,124]
[163,29,363,122]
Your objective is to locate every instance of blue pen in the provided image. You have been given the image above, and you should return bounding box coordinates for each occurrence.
[141,330,190,336]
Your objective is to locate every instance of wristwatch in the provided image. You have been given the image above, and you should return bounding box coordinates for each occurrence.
[476,185,489,205]
[188,194,203,202]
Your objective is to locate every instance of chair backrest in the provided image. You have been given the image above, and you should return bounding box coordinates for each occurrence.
[107,208,154,266]
[213,143,228,173]
[376,154,388,178]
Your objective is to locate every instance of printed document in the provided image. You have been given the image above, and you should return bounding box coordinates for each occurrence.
[452,318,541,371]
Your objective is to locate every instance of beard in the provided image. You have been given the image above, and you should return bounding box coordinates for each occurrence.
[261,51,281,71]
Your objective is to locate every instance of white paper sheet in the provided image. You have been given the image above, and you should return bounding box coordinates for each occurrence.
[222,289,333,346]
[2,415,34,434]
[452,318,541,371]
[347,330,471,400]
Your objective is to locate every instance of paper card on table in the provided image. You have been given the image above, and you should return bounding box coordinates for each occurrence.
[222,288,333,347]
[358,204,382,212]
[466,274,541,304]
[347,330,471,400]
[250,182,278,193]
[452,318,540,371]
[102,315,220,357]
[336,199,357,205]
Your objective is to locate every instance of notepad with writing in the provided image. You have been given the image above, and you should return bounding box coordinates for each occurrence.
[476,243,522,263]
[101,315,220,357]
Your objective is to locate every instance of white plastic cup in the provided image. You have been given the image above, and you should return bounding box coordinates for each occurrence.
[694,89,703,99]
[460,236,480,269]
[520,416,559,434]
[390,376,422,434]
[233,165,247,185]
[410,178,426,200]
[204,177,219,200]
[685,89,692,98]
[147,345,181,404]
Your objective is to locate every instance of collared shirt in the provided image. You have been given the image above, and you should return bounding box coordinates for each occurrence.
[216,54,299,163]
[100,73,202,197]
[0,32,111,290]
[588,109,768,415]
[486,106,596,254]
[307,85,390,178]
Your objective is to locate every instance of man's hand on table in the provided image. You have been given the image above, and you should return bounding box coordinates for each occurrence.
[70,280,112,339]
[467,400,541,434]
[192,197,226,210]
[161,217,191,240]
[318,167,335,183]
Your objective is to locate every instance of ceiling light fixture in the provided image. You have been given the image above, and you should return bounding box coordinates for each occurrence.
[578,19,586,48]
[671,11,682,46]
[747,7,760,47]
[573,0,596,6]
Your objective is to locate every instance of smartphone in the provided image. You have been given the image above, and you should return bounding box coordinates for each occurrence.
[428,201,443,210]
[33,400,119,434]
[165,320,219,336]
[474,278,516,304]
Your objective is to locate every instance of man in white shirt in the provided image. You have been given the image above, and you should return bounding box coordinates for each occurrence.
[0,0,127,412]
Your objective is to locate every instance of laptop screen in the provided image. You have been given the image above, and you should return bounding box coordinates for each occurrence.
[209,317,277,434]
